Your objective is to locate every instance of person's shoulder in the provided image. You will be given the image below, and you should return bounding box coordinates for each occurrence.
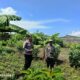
[24,40,29,44]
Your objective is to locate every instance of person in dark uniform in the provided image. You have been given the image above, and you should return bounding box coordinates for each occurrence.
[14,35,33,79]
[23,35,33,70]
[45,39,55,71]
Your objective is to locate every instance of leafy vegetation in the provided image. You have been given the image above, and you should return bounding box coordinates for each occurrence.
[0,48,80,80]
[21,66,65,80]
[0,15,28,40]
[69,44,80,68]
[0,14,80,80]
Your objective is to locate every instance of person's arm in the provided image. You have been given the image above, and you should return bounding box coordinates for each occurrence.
[44,46,48,60]
[29,43,34,52]
[25,48,32,51]
[23,41,26,49]
[23,41,31,52]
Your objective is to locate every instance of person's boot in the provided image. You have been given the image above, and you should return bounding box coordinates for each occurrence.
[14,71,25,79]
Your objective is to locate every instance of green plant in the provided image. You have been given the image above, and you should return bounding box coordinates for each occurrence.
[51,33,63,47]
[33,45,41,59]
[0,46,4,54]
[20,67,65,80]
[4,47,15,53]
[2,40,7,46]
[69,44,80,68]
[7,39,15,47]
[15,40,24,52]
[54,44,61,60]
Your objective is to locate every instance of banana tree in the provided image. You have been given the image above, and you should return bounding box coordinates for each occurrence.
[51,33,63,47]
[0,15,21,32]
[32,32,48,45]
[0,15,27,40]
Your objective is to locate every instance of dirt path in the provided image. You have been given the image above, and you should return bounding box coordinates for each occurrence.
[58,48,70,64]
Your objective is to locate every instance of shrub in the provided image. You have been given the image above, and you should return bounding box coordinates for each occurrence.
[15,40,24,52]
[0,46,4,54]
[0,41,7,46]
[0,46,15,54]
[69,44,80,68]
[54,44,61,60]
[4,47,15,53]
[0,41,2,46]
[7,39,16,47]
[33,45,41,59]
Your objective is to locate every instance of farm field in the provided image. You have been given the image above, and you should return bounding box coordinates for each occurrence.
[0,12,80,80]
[0,48,80,80]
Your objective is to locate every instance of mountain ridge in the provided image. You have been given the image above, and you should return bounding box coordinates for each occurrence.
[61,35,80,43]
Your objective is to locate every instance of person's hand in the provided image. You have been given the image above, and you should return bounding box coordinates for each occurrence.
[25,49,33,52]
[30,49,33,51]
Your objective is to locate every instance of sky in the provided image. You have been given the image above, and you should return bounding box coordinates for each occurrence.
[0,0,80,37]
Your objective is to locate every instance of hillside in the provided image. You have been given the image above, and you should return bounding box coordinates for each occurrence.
[61,35,80,43]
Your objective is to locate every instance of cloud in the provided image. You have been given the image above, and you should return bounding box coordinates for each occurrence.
[69,31,80,37]
[10,18,70,30]
[0,7,17,15]
[0,7,70,30]
[10,20,48,30]
[39,19,70,23]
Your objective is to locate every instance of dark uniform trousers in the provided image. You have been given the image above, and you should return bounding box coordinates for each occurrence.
[24,54,33,70]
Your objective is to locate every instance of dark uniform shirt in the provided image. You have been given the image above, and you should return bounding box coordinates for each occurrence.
[45,44,55,58]
[23,40,33,55]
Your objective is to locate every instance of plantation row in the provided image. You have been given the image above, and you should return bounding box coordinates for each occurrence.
[0,33,80,68]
